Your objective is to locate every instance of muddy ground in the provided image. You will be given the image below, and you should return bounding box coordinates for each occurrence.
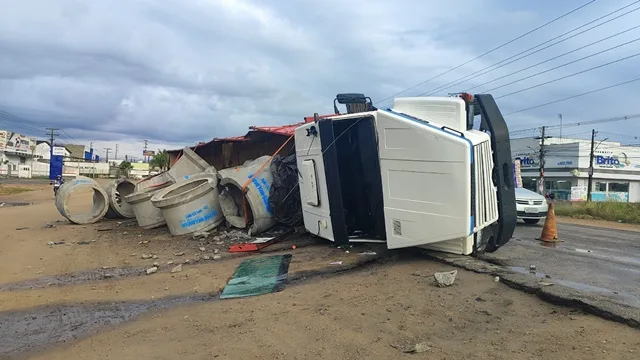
[0,181,638,359]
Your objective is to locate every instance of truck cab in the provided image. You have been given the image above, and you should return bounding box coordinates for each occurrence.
[294,93,516,255]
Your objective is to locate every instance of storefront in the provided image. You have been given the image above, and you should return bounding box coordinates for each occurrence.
[511,138,640,202]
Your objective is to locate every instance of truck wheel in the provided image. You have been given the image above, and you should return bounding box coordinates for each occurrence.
[523,219,540,225]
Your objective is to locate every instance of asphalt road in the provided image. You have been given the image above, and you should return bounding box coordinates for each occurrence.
[483,221,640,310]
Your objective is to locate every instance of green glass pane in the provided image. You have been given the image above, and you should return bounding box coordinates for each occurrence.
[220,254,292,299]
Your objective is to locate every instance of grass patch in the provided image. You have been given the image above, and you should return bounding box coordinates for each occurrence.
[0,186,34,196]
[554,201,640,224]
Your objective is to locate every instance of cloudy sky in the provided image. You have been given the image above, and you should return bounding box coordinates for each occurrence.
[1,0,639,160]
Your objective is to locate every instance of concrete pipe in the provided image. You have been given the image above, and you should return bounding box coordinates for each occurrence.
[124,183,173,229]
[54,176,109,225]
[168,146,212,182]
[133,147,210,193]
[134,171,175,193]
[104,178,136,219]
[150,172,224,236]
[218,156,276,236]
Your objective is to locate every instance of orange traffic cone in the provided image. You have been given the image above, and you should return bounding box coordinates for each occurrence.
[538,202,558,242]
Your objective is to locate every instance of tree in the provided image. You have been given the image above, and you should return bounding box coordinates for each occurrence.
[149,149,169,171]
[119,160,133,177]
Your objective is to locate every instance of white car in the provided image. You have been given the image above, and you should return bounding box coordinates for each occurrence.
[515,187,548,225]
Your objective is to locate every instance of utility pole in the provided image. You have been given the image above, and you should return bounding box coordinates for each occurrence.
[587,129,596,202]
[537,126,547,195]
[104,147,112,163]
[46,128,60,153]
[115,144,119,160]
[45,128,61,180]
[143,140,148,163]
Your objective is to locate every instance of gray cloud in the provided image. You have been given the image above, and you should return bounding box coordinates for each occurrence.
[0,0,639,160]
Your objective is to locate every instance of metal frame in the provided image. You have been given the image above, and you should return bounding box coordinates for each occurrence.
[473,94,517,253]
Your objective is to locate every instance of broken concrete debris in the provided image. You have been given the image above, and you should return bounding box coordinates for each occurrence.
[141,254,153,259]
[434,270,458,287]
[171,264,183,273]
[392,342,431,353]
[146,267,158,275]
[192,231,210,240]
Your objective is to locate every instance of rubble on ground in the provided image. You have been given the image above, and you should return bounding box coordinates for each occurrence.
[434,270,457,287]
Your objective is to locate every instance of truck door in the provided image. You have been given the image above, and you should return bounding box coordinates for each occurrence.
[376,109,474,249]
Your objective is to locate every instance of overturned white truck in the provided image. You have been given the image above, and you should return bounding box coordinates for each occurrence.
[294,93,517,255]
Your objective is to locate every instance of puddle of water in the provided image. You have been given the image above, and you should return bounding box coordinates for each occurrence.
[0,267,147,291]
[0,293,215,359]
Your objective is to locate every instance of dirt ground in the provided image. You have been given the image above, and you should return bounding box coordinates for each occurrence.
[1,182,639,359]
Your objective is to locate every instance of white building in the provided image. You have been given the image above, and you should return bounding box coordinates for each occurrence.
[0,130,37,177]
[511,137,640,202]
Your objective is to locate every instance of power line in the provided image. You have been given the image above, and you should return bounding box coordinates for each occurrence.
[466,24,640,92]
[485,36,640,93]
[0,110,45,133]
[59,129,80,145]
[418,1,640,97]
[373,0,596,105]
[0,108,86,148]
[504,77,640,115]
[509,113,640,134]
[495,51,640,99]
[597,131,640,140]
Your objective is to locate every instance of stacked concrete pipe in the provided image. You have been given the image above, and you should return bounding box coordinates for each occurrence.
[133,147,210,193]
[134,171,175,193]
[168,146,211,182]
[124,182,174,229]
[55,176,110,225]
[150,168,224,236]
[104,178,136,219]
[218,155,276,236]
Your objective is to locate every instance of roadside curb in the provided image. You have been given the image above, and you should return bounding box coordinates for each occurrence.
[423,251,640,330]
